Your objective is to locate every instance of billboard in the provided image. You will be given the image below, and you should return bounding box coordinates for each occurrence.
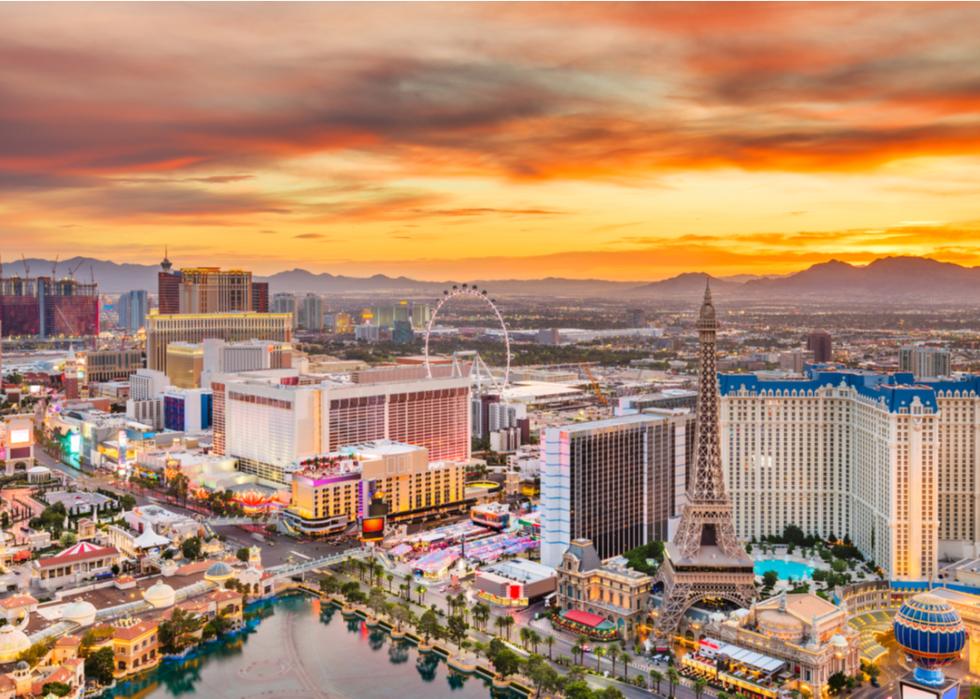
[360,516,385,542]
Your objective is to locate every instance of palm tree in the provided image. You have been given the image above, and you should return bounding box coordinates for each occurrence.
[494,615,508,639]
[416,584,427,606]
[571,641,583,666]
[609,642,621,676]
[385,572,394,593]
[621,652,632,680]
[694,677,708,699]
[399,582,409,600]
[527,629,541,654]
[650,669,664,695]
[520,627,531,650]
[501,615,514,640]
[545,634,554,660]
[594,645,606,672]
[472,603,490,632]
[667,666,680,699]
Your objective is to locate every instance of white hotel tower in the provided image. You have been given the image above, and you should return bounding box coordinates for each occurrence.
[719,367,980,581]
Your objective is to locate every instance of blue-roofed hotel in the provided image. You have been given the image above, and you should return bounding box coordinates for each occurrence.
[718,365,980,581]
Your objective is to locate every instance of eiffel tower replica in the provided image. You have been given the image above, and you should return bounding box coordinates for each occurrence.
[654,282,756,637]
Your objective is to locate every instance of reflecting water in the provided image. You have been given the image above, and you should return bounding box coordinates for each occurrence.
[106,594,519,699]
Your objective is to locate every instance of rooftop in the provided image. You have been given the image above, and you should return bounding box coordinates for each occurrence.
[718,365,980,413]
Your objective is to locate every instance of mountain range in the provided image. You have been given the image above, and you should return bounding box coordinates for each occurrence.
[0,255,975,303]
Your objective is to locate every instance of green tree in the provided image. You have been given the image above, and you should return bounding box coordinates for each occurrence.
[545,634,554,660]
[42,681,72,697]
[447,615,468,649]
[236,547,250,563]
[828,671,849,696]
[17,639,54,667]
[472,602,490,632]
[649,669,663,694]
[595,644,606,672]
[158,607,204,654]
[319,576,340,595]
[202,614,232,640]
[667,666,680,698]
[180,536,202,561]
[694,677,708,699]
[490,647,521,680]
[762,570,779,588]
[622,651,632,680]
[418,608,440,643]
[84,647,115,685]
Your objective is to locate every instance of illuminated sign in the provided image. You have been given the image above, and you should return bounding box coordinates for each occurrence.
[360,516,385,541]
[9,429,30,446]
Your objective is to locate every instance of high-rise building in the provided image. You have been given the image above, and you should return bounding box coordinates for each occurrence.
[213,372,470,484]
[283,441,467,535]
[392,320,414,345]
[271,293,298,328]
[298,294,323,331]
[201,338,292,376]
[540,409,694,568]
[145,312,292,373]
[0,272,99,338]
[78,348,144,384]
[117,290,149,333]
[778,349,814,373]
[165,342,205,389]
[156,253,254,315]
[250,282,269,313]
[899,344,951,378]
[719,367,980,579]
[807,331,833,363]
[627,308,646,327]
[163,387,213,432]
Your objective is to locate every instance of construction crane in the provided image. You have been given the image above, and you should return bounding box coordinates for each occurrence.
[51,254,59,279]
[579,363,609,406]
[68,261,84,279]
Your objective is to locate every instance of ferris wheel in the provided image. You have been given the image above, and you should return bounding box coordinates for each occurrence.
[424,284,511,390]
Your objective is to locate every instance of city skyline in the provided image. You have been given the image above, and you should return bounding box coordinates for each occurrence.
[3,3,980,279]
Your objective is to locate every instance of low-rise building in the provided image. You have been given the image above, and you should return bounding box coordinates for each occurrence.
[708,592,860,698]
[554,538,653,641]
[34,542,120,591]
[474,558,556,608]
[110,617,160,679]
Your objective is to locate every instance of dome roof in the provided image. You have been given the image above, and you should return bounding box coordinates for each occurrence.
[0,625,31,662]
[894,593,966,671]
[757,609,805,642]
[143,581,176,609]
[14,660,28,671]
[205,561,234,581]
[830,634,848,648]
[61,600,97,627]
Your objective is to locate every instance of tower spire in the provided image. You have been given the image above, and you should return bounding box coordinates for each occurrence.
[161,246,172,273]
[653,286,755,637]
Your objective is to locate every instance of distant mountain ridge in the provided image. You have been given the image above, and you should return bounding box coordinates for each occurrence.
[1,255,977,302]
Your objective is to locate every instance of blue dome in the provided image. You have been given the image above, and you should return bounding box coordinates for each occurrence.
[893,593,966,671]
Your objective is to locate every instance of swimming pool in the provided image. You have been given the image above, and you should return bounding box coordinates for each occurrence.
[753,559,815,581]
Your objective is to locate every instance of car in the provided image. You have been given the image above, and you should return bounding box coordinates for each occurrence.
[581,644,592,653]
[438,585,447,593]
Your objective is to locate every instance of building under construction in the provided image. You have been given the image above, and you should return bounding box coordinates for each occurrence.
[0,273,100,338]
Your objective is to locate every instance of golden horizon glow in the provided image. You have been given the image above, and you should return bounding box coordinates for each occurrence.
[2,3,980,280]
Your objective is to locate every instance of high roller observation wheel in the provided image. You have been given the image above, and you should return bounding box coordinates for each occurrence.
[423,284,511,387]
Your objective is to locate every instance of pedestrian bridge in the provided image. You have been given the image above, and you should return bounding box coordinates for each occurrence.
[264,547,373,580]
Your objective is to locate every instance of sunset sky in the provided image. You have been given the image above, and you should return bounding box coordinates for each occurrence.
[2,2,980,280]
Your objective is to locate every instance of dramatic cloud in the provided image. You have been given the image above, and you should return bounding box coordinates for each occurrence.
[1,3,979,278]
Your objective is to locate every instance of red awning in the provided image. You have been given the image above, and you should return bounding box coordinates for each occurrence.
[563,609,607,628]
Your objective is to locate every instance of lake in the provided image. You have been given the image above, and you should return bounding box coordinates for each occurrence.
[106,594,516,699]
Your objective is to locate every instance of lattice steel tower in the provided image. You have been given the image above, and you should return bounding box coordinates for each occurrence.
[654,281,756,636]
